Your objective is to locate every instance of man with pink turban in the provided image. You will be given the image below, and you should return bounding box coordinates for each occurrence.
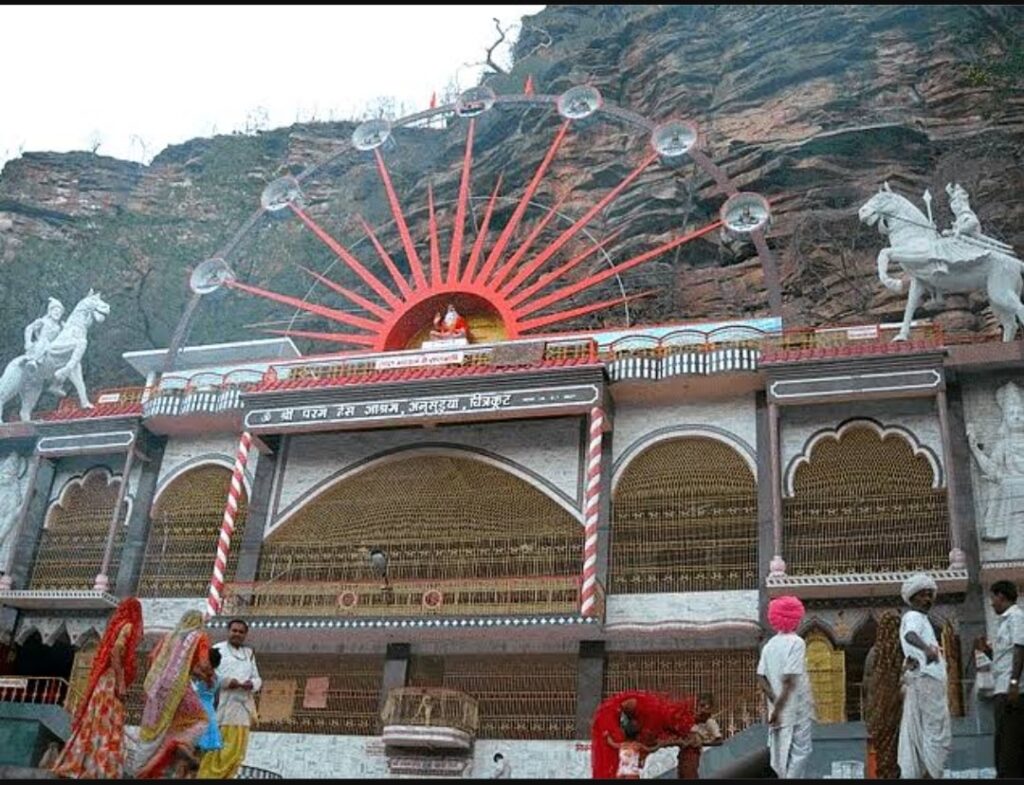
[756,595,814,778]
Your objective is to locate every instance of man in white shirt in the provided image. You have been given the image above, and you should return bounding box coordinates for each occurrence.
[756,595,814,778]
[897,573,951,779]
[979,580,1024,778]
[197,619,262,780]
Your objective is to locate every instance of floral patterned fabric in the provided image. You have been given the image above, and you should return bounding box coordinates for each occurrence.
[52,669,126,779]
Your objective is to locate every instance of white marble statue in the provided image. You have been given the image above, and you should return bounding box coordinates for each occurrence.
[0,452,27,572]
[858,182,1024,341]
[967,381,1024,555]
[0,290,111,422]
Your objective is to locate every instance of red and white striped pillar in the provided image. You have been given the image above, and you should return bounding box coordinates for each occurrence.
[580,406,604,617]
[205,431,252,619]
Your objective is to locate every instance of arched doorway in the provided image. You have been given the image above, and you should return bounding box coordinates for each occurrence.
[255,453,581,617]
[138,465,247,596]
[29,468,124,591]
[611,436,757,593]
[785,422,949,575]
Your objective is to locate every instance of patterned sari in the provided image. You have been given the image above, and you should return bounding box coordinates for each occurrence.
[133,610,210,779]
[52,597,143,779]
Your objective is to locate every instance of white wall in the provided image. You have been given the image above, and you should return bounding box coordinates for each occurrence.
[611,396,757,483]
[271,418,584,530]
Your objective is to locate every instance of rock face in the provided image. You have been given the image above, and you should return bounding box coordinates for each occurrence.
[1,5,1023,392]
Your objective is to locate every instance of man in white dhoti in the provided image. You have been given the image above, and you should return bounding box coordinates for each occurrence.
[757,595,814,778]
[197,619,262,779]
[897,573,951,779]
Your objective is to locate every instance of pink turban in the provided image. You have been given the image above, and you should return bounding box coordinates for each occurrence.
[768,595,805,633]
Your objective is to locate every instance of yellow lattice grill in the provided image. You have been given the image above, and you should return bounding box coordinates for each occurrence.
[603,650,762,737]
[611,438,758,593]
[29,469,125,590]
[784,427,950,574]
[256,456,581,617]
[255,654,384,735]
[407,654,578,740]
[806,630,846,723]
[137,466,247,597]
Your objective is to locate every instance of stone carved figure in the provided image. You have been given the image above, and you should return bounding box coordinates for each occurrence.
[0,290,111,422]
[967,381,1024,555]
[0,452,27,573]
[24,298,65,373]
[859,183,1024,342]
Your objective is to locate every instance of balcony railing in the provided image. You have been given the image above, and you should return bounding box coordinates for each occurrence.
[222,575,582,619]
[0,676,78,709]
[381,687,479,735]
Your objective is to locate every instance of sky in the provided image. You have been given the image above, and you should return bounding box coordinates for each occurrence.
[0,4,546,169]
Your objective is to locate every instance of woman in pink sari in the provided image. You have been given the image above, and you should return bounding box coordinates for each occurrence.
[133,610,211,779]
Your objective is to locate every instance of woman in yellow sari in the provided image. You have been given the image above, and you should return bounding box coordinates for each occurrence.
[133,610,211,779]
[52,597,143,779]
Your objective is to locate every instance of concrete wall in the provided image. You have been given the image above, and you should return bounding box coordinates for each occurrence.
[154,434,257,504]
[610,396,757,484]
[269,418,585,533]
[779,398,944,494]
[604,591,759,635]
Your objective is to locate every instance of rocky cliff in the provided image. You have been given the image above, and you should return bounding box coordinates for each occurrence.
[1,5,1022,392]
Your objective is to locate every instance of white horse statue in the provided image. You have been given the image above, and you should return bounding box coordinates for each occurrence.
[0,290,111,422]
[859,183,1024,341]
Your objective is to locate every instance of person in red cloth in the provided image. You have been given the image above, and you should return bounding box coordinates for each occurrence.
[591,691,695,779]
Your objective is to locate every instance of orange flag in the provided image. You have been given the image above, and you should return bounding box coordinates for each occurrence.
[429,91,437,109]
[524,75,535,96]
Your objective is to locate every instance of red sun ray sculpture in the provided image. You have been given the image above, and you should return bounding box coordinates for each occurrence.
[229,117,724,352]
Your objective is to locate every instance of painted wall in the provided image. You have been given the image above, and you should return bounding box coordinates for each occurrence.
[604,590,760,635]
[155,434,257,502]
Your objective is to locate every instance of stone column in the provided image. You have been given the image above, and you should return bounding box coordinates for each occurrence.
[233,436,280,586]
[114,433,167,597]
[754,392,774,626]
[94,436,138,592]
[575,640,605,740]
[0,455,57,636]
[594,420,613,611]
[379,642,411,713]
[767,400,786,577]
[944,381,993,730]
[935,389,967,570]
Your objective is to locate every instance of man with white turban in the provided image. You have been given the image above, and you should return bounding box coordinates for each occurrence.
[757,596,814,778]
[898,573,951,778]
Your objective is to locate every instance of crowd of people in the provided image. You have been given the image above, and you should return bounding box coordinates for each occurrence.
[50,604,261,780]
[38,574,1024,779]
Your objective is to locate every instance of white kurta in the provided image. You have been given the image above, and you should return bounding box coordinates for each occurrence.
[897,610,951,778]
[213,642,262,727]
[756,633,814,779]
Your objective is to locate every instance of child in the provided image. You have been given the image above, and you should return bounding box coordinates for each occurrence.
[677,693,723,779]
[604,708,662,779]
[193,647,223,768]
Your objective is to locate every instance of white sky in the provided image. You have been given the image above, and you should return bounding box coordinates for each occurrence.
[0,4,545,169]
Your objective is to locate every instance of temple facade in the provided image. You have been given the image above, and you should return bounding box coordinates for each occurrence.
[0,81,1015,778]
